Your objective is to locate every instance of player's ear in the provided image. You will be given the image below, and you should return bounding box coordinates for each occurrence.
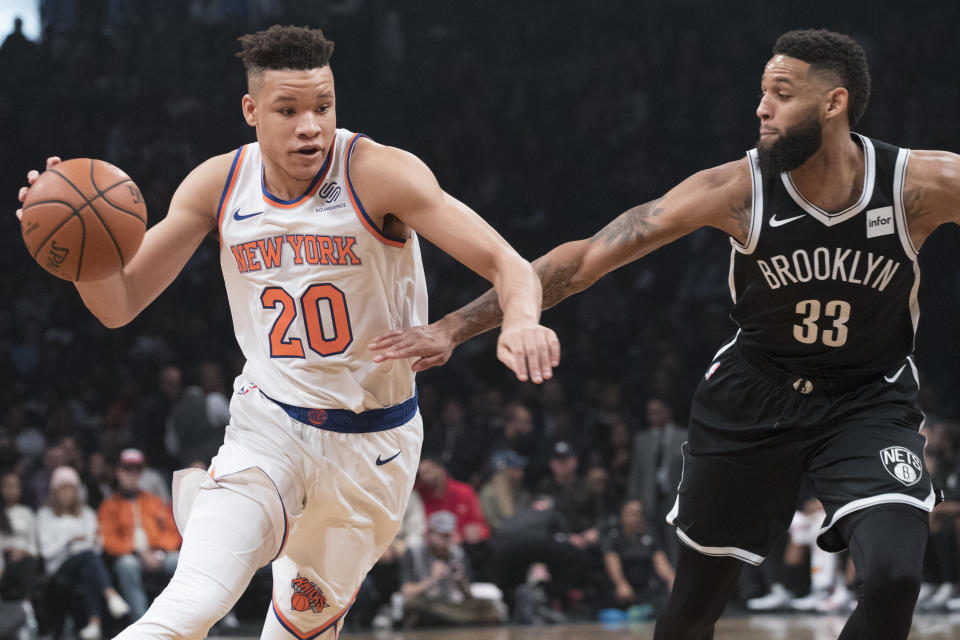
[825,86,849,123]
[242,94,258,126]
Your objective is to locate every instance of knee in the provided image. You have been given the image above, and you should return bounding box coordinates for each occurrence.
[862,562,922,604]
[114,554,143,578]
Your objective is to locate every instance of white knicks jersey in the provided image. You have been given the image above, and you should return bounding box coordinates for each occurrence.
[217,129,427,411]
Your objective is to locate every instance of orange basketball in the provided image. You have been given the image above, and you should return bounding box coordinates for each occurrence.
[291,592,310,612]
[20,158,147,282]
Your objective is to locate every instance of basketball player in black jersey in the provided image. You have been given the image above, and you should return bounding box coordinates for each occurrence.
[370,29,960,638]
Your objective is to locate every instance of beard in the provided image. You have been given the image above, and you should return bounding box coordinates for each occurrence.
[756,114,823,178]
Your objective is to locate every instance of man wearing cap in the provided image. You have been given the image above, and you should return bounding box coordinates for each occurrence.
[536,441,604,546]
[399,511,502,627]
[98,450,181,620]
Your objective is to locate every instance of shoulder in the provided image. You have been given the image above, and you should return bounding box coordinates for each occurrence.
[687,157,752,192]
[348,137,442,208]
[172,150,244,221]
[903,150,960,234]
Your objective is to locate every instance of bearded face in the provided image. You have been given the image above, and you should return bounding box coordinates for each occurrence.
[757,107,824,177]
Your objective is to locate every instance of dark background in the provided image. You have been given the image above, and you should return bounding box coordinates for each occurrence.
[0,0,959,484]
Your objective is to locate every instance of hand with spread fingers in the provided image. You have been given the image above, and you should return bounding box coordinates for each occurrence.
[370,317,560,383]
[369,323,457,373]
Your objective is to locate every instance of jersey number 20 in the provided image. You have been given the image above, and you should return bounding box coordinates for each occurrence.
[261,284,353,357]
[794,299,850,347]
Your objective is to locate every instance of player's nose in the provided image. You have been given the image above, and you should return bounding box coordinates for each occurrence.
[296,112,322,138]
[756,95,772,121]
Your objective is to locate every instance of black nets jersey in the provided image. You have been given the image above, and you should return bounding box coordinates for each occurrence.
[729,134,918,379]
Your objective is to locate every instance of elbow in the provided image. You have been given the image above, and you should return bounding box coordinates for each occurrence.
[93,309,134,329]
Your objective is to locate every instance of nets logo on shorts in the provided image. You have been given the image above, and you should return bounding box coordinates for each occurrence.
[290,573,330,614]
[880,446,922,486]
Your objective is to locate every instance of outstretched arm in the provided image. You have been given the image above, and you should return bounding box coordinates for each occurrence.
[370,158,753,370]
[348,138,560,383]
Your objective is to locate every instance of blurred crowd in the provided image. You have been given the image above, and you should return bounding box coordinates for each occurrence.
[2,0,960,636]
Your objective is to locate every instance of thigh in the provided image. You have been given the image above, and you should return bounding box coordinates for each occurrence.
[807,386,932,552]
[669,442,802,565]
[269,412,423,637]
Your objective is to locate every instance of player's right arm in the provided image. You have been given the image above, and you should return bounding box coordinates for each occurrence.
[18,154,232,327]
[370,158,753,369]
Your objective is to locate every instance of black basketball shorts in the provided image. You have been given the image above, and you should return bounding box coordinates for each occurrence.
[666,335,935,564]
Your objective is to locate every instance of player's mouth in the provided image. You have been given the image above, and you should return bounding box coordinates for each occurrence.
[759,128,779,139]
[294,146,323,158]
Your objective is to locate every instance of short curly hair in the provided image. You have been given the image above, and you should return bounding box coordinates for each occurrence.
[773,29,871,126]
[237,25,335,91]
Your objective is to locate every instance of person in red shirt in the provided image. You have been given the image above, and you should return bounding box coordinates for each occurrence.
[415,456,489,545]
[97,449,181,620]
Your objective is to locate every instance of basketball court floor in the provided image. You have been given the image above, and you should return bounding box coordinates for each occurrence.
[222,614,960,639]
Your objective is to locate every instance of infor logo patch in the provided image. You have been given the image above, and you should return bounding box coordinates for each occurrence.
[866,206,895,238]
[879,446,922,486]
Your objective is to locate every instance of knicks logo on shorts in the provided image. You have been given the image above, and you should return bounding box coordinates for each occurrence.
[880,446,922,486]
[290,573,330,614]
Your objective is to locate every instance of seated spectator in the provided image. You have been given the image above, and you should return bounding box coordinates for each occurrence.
[38,466,129,640]
[98,449,181,620]
[416,456,490,578]
[479,450,531,531]
[399,511,502,628]
[490,495,594,617]
[0,471,40,628]
[357,489,427,630]
[601,500,674,616]
[0,552,27,640]
[535,441,603,546]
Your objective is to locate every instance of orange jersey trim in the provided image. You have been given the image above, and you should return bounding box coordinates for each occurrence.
[271,586,360,640]
[217,146,248,246]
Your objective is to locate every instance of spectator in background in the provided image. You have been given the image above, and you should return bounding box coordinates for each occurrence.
[399,511,502,628]
[416,456,491,582]
[24,442,66,509]
[536,441,603,545]
[38,466,129,640]
[360,489,427,631]
[479,450,531,531]
[165,362,231,468]
[0,471,40,628]
[98,449,181,620]
[133,366,183,472]
[601,500,674,616]
[627,398,686,561]
[84,451,114,509]
[0,552,28,640]
[416,457,490,546]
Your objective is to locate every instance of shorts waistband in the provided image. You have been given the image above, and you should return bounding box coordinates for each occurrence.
[260,390,418,433]
[734,343,876,394]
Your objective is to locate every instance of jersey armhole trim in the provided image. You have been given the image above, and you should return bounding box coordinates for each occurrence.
[892,148,919,260]
[345,133,406,248]
[730,149,762,254]
[217,145,248,245]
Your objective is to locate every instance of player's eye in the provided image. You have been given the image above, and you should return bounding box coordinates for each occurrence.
[279,108,295,116]
[317,105,329,114]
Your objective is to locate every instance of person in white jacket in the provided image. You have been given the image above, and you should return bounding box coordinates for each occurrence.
[36,466,129,640]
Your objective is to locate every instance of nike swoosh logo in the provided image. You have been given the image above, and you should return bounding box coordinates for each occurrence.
[884,364,907,384]
[376,450,401,466]
[769,213,805,228]
[233,208,264,221]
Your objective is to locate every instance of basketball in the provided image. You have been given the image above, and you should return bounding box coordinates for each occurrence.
[291,593,310,612]
[20,158,147,282]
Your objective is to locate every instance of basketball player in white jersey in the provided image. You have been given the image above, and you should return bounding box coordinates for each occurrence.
[17,25,559,639]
